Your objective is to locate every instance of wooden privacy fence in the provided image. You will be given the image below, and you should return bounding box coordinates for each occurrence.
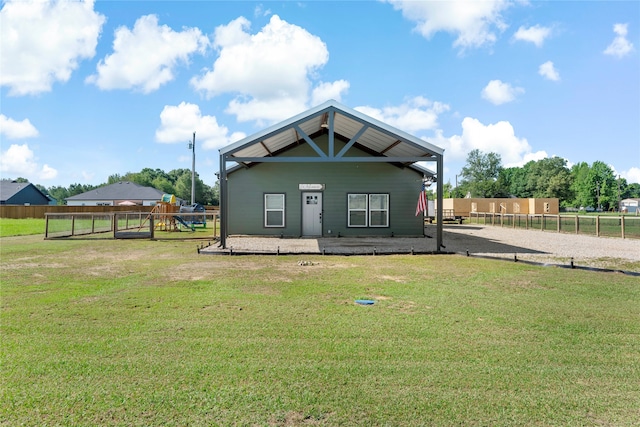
[1,205,219,219]
[1,205,152,219]
[469,212,640,239]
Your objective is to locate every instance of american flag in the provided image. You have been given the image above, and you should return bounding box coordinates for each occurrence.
[415,182,427,216]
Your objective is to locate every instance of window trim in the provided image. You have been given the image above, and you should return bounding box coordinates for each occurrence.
[347,193,368,227]
[368,193,389,227]
[347,193,390,228]
[264,193,285,228]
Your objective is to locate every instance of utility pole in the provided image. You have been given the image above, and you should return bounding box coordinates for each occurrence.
[189,132,196,205]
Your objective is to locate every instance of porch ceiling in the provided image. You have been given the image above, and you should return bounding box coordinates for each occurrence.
[220,100,443,170]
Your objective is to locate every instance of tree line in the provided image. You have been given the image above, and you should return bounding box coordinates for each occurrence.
[10,154,640,210]
[20,168,220,206]
[442,150,640,211]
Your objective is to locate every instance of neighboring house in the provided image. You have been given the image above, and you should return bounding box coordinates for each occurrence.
[217,100,445,249]
[65,181,165,206]
[620,198,640,213]
[0,181,51,205]
[441,198,560,217]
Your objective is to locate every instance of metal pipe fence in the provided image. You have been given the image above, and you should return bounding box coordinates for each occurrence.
[469,212,640,239]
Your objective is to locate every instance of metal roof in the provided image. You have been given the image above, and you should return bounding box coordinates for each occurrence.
[220,99,443,170]
[65,181,164,201]
[0,180,50,203]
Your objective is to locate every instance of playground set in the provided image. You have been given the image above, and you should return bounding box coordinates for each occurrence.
[147,194,206,232]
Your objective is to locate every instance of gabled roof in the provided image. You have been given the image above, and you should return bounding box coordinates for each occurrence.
[65,181,164,201]
[0,180,49,203]
[220,99,442,172]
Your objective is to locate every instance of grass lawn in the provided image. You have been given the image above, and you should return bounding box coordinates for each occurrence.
[1,234,639,426]
[0,218,46,237]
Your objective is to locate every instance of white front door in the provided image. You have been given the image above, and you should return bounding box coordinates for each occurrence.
[302,192,322,236]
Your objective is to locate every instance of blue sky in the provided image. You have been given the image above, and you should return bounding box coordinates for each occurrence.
[1,0,639,190]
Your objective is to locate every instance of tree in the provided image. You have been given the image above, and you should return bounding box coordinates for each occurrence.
[570,161,616,210]
[174,170,205,203]
[624,182,640,199]
[47,186,70,204]
[202,180,220,206]
[588,161,616,210]
[107,174,123,184]
[459,149,507,198]
[500,165,530,198]
[526,157,573,201]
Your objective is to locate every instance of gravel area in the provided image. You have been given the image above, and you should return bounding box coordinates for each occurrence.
[201,224,640,272]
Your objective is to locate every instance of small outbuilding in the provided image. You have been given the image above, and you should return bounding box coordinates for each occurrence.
[218,100,445,249]
[620,198,640,213]
[0,180,51,205]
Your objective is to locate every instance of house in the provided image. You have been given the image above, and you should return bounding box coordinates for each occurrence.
[0,180,51,205]
[620,198,640,213]
[65,181,166,206]
[439,198,560,217]
[217,100,445,249]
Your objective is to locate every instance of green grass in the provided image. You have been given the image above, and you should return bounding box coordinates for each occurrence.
[2,235,640,426]
[0,218,46,237]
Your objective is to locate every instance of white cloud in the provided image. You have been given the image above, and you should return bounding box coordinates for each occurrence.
[155,102,246,151]
[621,167,640,184]
[538,61,560,81]
[0,144,58,180]
[191,15,348,123]
[0,115,39,139]
[355,96,450,133]
[604,23,634,58]
[386,0,510,50]
[481,80,525,105]
[86,15,208,93]
[0,0,105,96]
[311,80,350,106]
[431,117,544,167]
[513,25,551,47]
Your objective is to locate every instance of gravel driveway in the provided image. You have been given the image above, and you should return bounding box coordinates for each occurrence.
[201,224,640,272]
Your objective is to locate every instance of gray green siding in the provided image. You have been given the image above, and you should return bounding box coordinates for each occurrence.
[227,137,425,237]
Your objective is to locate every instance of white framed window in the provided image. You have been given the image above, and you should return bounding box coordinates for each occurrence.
[347,193,389,227]
[348,194,367,227]
[264,194,285,227]
[369,194,389,227]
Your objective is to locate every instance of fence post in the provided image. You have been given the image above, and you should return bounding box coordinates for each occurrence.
[596,215,600,237]
[621,216,625,239]
[557,215,560,233]
[541,215,544,231]
[150,214,154,239]
[71,215,75,237]
[575,215,579,235]
[45,214,49,239]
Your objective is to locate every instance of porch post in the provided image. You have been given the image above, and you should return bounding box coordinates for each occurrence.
[219,153,228,248]
[436,153,443,251]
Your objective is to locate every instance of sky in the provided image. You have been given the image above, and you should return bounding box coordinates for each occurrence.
[1,0,639,191]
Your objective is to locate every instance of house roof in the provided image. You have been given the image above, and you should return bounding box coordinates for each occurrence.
[0,180,49,203]
[65,181,164,201]
[219,99,442,174]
